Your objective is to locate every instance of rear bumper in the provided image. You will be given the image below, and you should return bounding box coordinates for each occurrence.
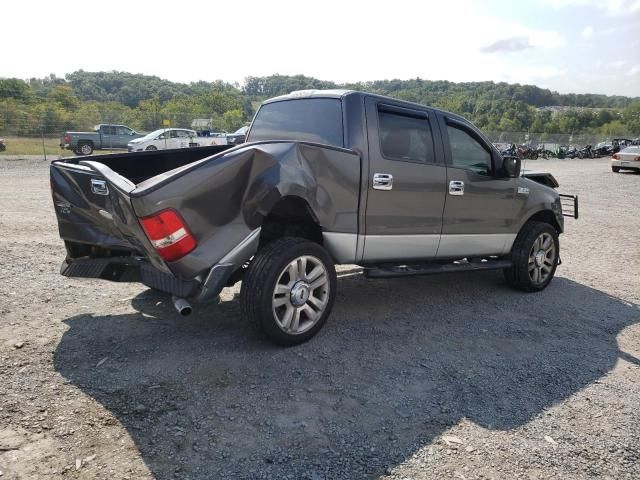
[60,256,234,301]
[612,160,640,169]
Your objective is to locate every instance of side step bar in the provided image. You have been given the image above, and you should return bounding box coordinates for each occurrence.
[365,258,512,279]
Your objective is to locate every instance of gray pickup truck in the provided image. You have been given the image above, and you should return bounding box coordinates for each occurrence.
[60,124,143,155]
[50,90,578,345]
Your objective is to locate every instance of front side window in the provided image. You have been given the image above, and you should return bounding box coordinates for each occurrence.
[117,126,131,135]
[446,124,492,175]
[248,98,344,147]
[378,108,434,163]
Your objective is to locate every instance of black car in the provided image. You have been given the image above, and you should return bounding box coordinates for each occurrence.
[612,138,633,153]
[226,126,249,145]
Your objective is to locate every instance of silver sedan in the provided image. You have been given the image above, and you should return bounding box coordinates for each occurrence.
[611,146,640,173]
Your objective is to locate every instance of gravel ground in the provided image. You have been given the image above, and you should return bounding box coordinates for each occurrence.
[1,157,639,480]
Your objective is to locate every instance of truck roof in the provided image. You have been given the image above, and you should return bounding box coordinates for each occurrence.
[262,89,468,124]
[263,89,354,103]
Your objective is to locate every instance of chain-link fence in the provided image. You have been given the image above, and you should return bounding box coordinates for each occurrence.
[485,131,636,146]
[485,131,638,156]
[0,110,637,158]
[0,107,247,158]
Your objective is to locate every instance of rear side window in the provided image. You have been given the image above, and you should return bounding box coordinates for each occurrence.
[378,108,434,163]
[446,124,492,175]
[248,99,344,147]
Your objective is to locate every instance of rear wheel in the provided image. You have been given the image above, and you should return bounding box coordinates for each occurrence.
[75,143,93,156]
[504,221,559,292]
[240,237,337,346]
[612,166,620,173]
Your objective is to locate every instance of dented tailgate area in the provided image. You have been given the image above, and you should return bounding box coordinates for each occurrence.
[50,141,361,301]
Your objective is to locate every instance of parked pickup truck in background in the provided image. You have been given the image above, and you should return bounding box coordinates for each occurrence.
[60,124,143,155]
[50,90,578,346]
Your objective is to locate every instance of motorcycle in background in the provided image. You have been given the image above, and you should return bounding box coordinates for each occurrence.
[577,145,594,158]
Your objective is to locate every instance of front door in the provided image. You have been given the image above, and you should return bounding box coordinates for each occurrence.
[363,98,447,262]
[437,115,517,258]
[115,126,134,148]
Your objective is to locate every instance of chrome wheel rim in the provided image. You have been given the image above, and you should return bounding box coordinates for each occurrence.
[80,144,91,155]
[528,232,556,285]
[272,255,329,335]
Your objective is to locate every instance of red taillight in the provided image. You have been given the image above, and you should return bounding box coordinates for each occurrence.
[139,209,196,262]
[612,153,620,160]
[64,133,70,143]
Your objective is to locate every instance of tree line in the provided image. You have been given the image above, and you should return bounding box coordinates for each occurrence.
[0,71,638,137]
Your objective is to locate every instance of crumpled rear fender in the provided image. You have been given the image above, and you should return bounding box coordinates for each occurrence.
[131,141,361,279]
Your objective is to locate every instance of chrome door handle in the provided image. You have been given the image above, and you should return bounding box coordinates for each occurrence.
[373,173,393,190]
[449,180,464,195]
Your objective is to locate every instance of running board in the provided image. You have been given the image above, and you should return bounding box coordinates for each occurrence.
[364,258,513,279]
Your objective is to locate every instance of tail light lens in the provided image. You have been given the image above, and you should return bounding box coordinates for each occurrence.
[612,153,620,160]
[139,209,196,262]
[64,134,71,143]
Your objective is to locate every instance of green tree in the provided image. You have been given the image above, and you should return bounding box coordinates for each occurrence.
[622,101,640,134]
[48,85,80,111]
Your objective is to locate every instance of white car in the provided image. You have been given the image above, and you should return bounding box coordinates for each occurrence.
[611,146,640,173]
[128,128,198,152]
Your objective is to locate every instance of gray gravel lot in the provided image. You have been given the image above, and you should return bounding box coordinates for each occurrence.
[0,157,639,479]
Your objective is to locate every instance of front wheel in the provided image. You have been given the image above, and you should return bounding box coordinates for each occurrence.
[612,166,620,173]
[504,221,559,292]
[145,145,158,151]
[240,237,337,346]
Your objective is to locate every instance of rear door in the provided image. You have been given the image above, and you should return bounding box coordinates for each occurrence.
[437,114,517,258]
[100,125,117,149]
[175,130,192,148]
[363,97,447,262]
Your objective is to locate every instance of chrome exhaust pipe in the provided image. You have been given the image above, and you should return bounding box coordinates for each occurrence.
[172,296,192,316]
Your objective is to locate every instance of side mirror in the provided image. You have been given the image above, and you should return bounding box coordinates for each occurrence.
[502,155,521,178]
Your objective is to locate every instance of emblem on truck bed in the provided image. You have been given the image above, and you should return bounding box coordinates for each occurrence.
[91,179,109,196]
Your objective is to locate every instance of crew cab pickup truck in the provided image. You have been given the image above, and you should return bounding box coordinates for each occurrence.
[60,124,143,156]
[50,90,578,345]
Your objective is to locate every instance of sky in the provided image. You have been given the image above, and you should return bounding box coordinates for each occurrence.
[2,0,639,97]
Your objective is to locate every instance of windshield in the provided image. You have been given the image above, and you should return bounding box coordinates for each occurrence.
[142,129,167,139]
[233,126,249,135]
[248,98,344,147]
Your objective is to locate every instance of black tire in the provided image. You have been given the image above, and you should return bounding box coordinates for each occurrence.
[612,166,620,173]
[75,142,93,156]
[240,237,337,346]
[145,145,158,151]
[504,221,559,292]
